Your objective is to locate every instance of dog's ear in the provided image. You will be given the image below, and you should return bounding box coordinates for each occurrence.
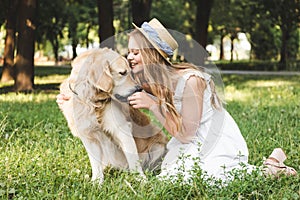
[88,61,113,92]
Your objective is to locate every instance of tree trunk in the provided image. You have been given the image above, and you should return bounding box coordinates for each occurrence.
[97,0,114,48]
[230,35,234,62]
[14,0,37,92]
[51,38,59,65]
[86,24,91,48]
[72,40,78,60]
[195,0,214,65]
[195,0,214,49]
[219,29,225,60]
[1,0,18,82]
[68,19,78,59]
[279,27,288,70]
[131,0,152,26]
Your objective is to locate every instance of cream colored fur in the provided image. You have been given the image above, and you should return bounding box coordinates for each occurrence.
[59,48,167,184]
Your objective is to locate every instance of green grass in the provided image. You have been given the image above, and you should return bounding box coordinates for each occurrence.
[0,67,299,199]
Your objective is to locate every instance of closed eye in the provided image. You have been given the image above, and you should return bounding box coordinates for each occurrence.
[119,70,127,76]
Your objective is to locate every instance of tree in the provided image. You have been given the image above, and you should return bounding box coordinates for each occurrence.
[145,0,213,65]
[66,0,98,59]
[78,0,98,49]
[66,2,81,60]
[131,0,152,26]
[194,0,214,49]
[36,0,67,64]
[1,0,18,82]
[151,0,187,32]
[14,0,37,91]
[210,0,231,60]
[97,0,114,48]
[210,0,246,61]
[262,0,300,69]
[0,1,8,25]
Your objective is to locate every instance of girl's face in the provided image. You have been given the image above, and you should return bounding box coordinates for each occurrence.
[127,37,144,73]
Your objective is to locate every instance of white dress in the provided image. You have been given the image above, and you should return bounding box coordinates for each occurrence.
[159,70,253,181]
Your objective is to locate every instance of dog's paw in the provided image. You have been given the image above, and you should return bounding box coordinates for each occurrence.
[91,175,104,185]
[135,172,147,183]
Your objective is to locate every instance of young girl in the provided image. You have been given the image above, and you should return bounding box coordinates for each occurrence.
[57,18,297,182]
[126,18,297,181]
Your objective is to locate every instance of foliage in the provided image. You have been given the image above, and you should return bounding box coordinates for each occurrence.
[36,0,68,61]
[114,0,131,32]
[210,0,241,38]
[260,0,300,64]
[152,0,196,36]
[66,0,98,48]
[0,69,299,199]
[0,0,9,26]
[210,0,300,65]
[250,19,281,60]
[35,0,99,61]
[287,27,300,60]
[1,0,299,66]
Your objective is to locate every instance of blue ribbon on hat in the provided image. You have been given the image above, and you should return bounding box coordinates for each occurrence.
[141,22,174,56]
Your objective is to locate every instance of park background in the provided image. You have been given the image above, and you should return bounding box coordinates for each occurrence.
[0,0,299,91]
[0,0,299,199]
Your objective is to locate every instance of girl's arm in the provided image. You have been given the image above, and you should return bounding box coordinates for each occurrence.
[128,75,206,143]
[178,75,205,143]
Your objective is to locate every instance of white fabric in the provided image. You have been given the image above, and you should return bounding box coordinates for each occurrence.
[159,70,254,181]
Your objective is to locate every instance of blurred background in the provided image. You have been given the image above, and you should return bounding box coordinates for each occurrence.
[0,0,299,91]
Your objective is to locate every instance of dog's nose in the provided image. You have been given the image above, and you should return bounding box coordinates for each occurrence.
[134,85,143,92]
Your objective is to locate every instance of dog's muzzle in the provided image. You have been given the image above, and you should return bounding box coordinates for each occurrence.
[114,85,143,103]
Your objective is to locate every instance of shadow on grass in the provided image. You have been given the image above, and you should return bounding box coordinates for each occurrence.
[34,66,71,77]
[0,66,71,77]
[0,66,69,94]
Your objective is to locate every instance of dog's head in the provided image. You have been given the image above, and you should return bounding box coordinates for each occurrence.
[69,48,141,103]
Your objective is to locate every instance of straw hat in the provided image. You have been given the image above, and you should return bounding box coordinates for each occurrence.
[132,18,178,64]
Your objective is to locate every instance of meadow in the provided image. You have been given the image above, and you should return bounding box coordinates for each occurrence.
[0,67,299,199]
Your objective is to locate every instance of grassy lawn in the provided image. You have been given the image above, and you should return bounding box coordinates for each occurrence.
[0,67,299,199]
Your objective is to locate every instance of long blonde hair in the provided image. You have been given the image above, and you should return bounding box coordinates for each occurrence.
[129,30,182,134]
[128,30,222,135]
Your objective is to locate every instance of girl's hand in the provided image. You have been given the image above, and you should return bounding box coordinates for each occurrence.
[128,92,157,109]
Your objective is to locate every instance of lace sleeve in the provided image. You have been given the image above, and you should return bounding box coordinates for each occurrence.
[177,75,206,143]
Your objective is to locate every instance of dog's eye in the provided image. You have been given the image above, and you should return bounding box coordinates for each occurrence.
[119,70,127,76]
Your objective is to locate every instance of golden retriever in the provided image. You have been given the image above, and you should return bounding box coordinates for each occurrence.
[59,48,167,184]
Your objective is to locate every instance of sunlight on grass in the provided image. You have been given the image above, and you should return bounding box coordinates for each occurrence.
[0,75,67,87]
[0,92,57,103]
[224,78,299,107]
[0,80,14,88]
[35,74,68,84]
[225,85,252,102]
[245,80,297,88]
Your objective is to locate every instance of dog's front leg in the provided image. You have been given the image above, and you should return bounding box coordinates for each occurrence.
[117,122,146,178]
[80,136,104,184]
